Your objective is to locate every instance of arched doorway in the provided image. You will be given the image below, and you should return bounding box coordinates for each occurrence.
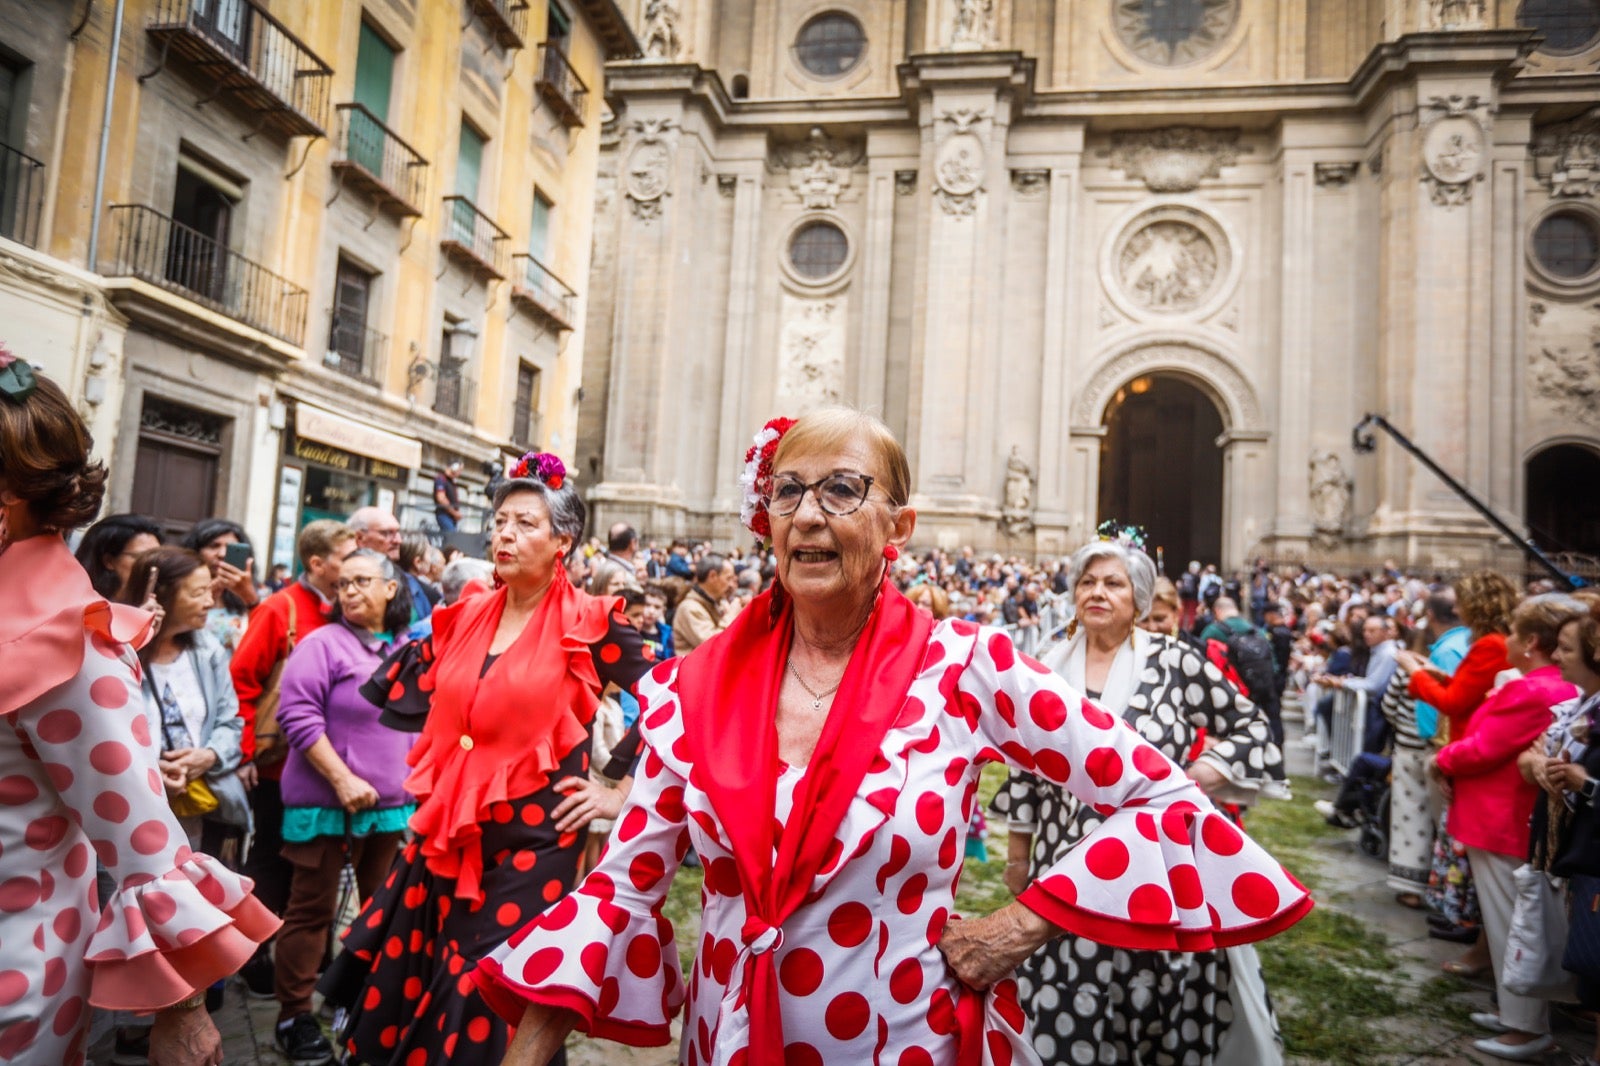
[1098,374,1225,569]
[1526,443,1600,559]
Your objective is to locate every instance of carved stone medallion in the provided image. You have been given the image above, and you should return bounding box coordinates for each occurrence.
[1118,221,1219,313]
[1420,97,1491,209]
[624,118,678,222]
[934,110,988,216]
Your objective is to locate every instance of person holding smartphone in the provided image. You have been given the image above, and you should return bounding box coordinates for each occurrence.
[183,517,260,657]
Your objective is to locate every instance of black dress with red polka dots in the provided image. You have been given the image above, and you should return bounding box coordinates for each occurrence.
[320,613,653,1066]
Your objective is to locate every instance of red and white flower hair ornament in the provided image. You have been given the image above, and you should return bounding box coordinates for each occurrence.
[739,416,796,541]
[509,451,566,491]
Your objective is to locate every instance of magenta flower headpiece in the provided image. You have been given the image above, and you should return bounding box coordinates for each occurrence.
[510,451,567,491]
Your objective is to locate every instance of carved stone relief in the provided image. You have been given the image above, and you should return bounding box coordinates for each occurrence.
[1532,114,1600,198]
[641,0,682,60]
[1420,95,1492,208]
[1308,449,1352,548]
[895,170,918,196]
[934,109,988,216]
[1314,162,1359,188]
[1427,0,1487,29]
[773,127,864,211]
[624,118,678,222]
[1531,325,1600,421]
[1011,169,1048,197]
[1118,221,1220,313]
[946,0,996,51]
[777,296,846,412]
[1107,127,1242,193]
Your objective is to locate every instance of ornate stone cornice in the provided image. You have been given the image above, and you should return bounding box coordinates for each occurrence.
[770,127,865,211]
[1107,127,1243,193]
[1532,110,1600,199]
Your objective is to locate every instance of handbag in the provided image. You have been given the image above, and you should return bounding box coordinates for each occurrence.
[170,775,219,818]
[1503,863,1575,999]
[1565,874,1600,979]
[252,596,298,768]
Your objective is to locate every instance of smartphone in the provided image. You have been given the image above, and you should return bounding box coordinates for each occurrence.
[223,541,253,571]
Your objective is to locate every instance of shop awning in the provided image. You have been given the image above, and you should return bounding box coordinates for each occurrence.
[295,402,422,471]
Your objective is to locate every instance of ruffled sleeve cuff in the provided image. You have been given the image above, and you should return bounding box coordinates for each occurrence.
[86,851,281,1011]
[360,637,435,733]
[470,889,683,1047]
[1017,803,1312,952]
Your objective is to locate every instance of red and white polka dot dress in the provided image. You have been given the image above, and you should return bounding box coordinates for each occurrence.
[475,620,1311,1066]
[0,631,278,1064]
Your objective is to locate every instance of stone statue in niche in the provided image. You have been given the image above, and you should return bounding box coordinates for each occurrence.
[1001,445,1034,535]
[1119,221,1220,312]
[779,127,862,211]
[948,0,995,50]
[1429,0,1487,28]
[642,0,681,60]
[1308,449,1352,547]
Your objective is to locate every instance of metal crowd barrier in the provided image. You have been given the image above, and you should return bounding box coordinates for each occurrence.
[1309,685,1367,778]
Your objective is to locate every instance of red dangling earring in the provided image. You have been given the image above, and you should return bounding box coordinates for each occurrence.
[882,544,899,561]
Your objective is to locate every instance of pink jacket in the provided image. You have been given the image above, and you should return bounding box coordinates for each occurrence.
[1438,665,1579,858]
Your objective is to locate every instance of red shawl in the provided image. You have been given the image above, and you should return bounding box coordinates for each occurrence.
[676,578,932,1064]
[405,566,614,900]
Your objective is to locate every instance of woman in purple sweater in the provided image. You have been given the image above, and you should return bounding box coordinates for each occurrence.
[271,548,417,1065]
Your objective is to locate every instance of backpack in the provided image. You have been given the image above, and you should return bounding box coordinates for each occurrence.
[1224,624,1277,700]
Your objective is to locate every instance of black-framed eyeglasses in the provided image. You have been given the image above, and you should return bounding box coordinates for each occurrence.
[335,575,383,592]
[767,473,875,518]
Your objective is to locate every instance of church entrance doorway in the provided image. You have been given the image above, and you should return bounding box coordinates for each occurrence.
[1526,443,1600,563]
[1098,374,1224,570]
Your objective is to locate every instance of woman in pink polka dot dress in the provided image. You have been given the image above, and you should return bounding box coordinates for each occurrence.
[481,409,1312,1066]
[0,361,279,1065]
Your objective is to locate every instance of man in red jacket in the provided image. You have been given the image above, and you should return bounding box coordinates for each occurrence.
[231,519,355,994]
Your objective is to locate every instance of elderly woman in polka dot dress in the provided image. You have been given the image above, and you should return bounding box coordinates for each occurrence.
[0,359,278,1065]
[993,534,1288,1065]
[481,408,1310,1066]
[317,453,654,1066]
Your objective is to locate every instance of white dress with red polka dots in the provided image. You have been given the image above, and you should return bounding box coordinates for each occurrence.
[479,620,1310,1066]
[0,633,277,1064]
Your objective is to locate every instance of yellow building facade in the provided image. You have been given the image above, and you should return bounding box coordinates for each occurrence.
[0,0,636,563]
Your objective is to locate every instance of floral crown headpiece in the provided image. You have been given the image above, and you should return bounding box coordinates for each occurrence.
[739,416,797,540]
[0,344,37,404]
[509,451,567,491]
[1097,520,1149,553]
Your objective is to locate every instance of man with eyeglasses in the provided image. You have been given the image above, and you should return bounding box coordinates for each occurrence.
[350,506,433,625]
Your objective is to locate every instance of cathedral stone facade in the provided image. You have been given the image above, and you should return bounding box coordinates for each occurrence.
[577,0,1600,570]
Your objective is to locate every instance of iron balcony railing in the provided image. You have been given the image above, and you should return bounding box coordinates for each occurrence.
[146,0,333,138]
[441,195,509,280]
[432,363,478,422]
[467,0,529,49]
[103,204,308,344]
[510,253,577,331]
[536,42,588,127]
[326,314,388,385]
[0,142,45,249]
[333,103,428,217]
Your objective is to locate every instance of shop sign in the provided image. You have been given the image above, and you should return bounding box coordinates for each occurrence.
[295,402,422,471]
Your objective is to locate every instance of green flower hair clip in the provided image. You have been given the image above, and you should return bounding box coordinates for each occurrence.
[0,345,38,404]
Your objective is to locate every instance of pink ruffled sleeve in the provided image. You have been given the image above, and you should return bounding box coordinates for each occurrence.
[471,661,688,1045]
[958,626,1313,951]
[15,638,279,1011]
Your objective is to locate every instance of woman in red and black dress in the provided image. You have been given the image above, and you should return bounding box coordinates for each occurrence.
[319,453,652,1065]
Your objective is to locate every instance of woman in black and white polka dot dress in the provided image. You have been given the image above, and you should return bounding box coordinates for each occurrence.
[992,535,1287,1065]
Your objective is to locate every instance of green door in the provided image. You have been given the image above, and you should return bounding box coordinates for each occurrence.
[350,23,395,176]
[452,123,485,243]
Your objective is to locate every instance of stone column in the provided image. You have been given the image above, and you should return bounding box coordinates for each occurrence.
[899,52,1034,545]
[1356,31,1533,563]
[1034,130,1086,543]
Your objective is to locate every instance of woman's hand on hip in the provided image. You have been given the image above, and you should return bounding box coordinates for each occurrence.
[552,775,623,833]
[938,903,1057,990]
[334,773,379,813]
[148,1000,223,1066]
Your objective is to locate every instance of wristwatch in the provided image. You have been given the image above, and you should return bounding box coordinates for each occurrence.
[1581,777,1597,802]
[172,991,206,1011]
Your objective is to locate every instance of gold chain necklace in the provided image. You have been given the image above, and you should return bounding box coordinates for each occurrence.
[786,658,842,711]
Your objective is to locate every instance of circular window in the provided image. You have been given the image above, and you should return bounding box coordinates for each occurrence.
[1112,0,1240,67]
[1534,211,1600,278]
[1518,0,1600,54]
[794,12,866,78]
[788,221,849,280]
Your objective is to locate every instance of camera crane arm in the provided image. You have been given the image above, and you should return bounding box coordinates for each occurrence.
[1351,413,1584,591]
